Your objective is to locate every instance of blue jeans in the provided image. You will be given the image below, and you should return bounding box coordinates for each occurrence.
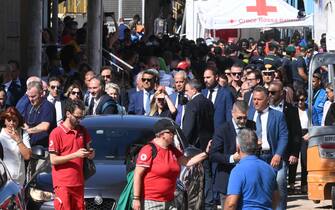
[276,161,287,210]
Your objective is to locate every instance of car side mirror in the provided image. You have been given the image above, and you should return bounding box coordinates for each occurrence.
[32,146,48,160]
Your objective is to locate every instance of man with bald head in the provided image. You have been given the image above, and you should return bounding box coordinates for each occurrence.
[16,76,42,116]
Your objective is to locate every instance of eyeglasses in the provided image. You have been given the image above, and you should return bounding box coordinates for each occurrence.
[231,72,242,76]
[50,85,60,89]
[71,91,81,96]
[142,78,153,82]
[72,114,84,120]
[263,72,274,76]
[236,116,247,120]
[102,75,111,79]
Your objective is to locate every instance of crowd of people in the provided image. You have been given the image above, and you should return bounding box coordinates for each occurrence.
[0,13,333,210]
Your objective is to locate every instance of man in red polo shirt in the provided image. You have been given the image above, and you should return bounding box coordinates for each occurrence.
[49,99,95,210]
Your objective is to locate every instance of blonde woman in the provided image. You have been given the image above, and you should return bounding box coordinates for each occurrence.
[105,82,127,114]
[149,88,177,120]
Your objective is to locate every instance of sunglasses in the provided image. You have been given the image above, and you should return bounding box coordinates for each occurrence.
[156,98,165,102]
[236,116,247,120]
[71,91,81,96]
[50,85,60,89]
[142,78,153,82]
[298,98,306,102]
[102,75,111,79]
[263,72,274,76]
[269,90,279,95]
[231,72,242,76]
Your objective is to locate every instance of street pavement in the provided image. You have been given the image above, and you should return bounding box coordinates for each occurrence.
[217,162,333,209]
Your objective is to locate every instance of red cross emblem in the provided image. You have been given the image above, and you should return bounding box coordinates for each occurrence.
[246,0,277,16]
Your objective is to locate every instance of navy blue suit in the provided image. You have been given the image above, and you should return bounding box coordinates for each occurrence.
[201,86,234,131]
[248,107,288,162]
[210,120,256,194]
[128,90,145,115]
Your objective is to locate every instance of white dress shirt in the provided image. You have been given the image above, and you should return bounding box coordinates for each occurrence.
[229,119,240,163]
[321,100,333,126]
[47,94,63,125]
[206,86,219,104]
[253,107,270,150]
[0,128,30,186]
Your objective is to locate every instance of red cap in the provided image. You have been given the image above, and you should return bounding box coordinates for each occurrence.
[177,61,189,70]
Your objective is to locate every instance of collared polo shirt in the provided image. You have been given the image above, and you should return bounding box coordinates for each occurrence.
[49,123,91,187]
[24,98,56,146]
[227,155,277,210]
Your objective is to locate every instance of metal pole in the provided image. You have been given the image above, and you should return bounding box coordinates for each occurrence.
[52,0,59,44]
[87,0,102,73]
[179,6,186,40]
[20,0,42,77]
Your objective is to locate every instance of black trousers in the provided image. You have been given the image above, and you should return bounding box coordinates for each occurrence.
[288,129,308,186]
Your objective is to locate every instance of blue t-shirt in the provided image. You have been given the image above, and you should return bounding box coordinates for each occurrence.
[227,155,277,210]
[24,98,56,146]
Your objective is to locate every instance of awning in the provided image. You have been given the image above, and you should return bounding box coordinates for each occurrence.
[197,0,313,29]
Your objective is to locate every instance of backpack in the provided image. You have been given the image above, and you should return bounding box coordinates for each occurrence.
[125,142,157,174]
[116,142,157,210]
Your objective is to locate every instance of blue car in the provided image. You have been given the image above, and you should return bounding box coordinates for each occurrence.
[26,115,204,210]
[0,159,25,210]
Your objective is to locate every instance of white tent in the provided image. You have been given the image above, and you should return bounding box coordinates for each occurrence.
[186,0,313,40]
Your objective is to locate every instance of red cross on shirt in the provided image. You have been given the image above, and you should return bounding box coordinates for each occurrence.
[246,0,277,16]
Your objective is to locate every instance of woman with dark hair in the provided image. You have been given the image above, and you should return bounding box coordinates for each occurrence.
[0,107,32,186]
[64,83,83,101]
[294,89,309,193]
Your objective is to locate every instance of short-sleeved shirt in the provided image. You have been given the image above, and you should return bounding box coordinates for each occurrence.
[136,142,183,202]
[49,123,91,187]
[227,155,277,210]
[25,98,56,146]
[0,128,30,186]
[291,56,307,83]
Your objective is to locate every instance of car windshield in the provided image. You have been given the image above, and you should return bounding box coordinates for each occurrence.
[87,127,155,160]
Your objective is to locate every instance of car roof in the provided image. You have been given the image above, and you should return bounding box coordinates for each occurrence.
[81,115,162,129]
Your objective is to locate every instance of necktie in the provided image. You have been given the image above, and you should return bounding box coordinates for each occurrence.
[175,93,184,126]
[208,89,214,103]
[256,111,263,140]
[145,92,151,115]
[89,99,94,115]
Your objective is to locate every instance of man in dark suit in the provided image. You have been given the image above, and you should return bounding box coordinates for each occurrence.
[87,77,117,115]
[202,67,234,131]
[210,100,256,207]
[182,79,215,210]
[128,69,158,115]
[46,77,66,125]
[248,86,288,210]
[268,81,302,193]
[169,71,188,127]
[4,60,26,107]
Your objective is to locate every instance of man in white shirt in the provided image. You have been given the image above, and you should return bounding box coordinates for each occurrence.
[47,77,64,125]
[322,83,334,126]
